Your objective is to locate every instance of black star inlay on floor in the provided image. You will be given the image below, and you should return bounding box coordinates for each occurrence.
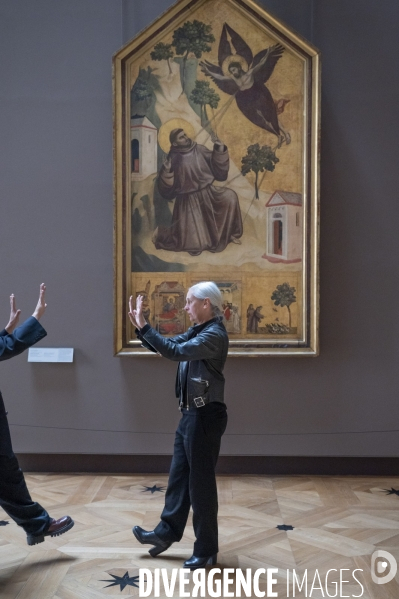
[277,524,294,531]
[384,488,399,496]
[142,485,166,494]
[101,572,140,591]
[0,520,9,526]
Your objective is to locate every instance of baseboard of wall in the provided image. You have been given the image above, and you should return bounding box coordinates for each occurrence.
[15,454,399,475]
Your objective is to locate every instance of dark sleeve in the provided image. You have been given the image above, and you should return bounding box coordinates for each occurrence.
[135,325,190,354]
[0,316,47,362]
[141,325,222,361]
[135,326,158,353]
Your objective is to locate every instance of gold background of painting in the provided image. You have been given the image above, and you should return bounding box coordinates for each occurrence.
[114,0,320,356]
[128,0,304,194]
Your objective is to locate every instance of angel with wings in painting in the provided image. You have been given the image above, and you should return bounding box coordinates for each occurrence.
[200,23,290,148]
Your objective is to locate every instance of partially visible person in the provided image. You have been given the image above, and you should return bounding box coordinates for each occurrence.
[0,284,74,545]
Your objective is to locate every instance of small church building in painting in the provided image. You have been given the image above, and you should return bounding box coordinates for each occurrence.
[264,191,303,263]
[131,115,158,181]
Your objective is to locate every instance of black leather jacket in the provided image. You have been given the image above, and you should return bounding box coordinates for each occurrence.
[136,316,228,408]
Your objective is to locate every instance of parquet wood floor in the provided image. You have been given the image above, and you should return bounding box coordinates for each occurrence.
[0,474,398,598]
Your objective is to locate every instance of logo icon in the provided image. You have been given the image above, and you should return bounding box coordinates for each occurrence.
[371,550,397,585]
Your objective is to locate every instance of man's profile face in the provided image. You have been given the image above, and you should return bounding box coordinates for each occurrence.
[184,290,210,324]
[173,130,192,147]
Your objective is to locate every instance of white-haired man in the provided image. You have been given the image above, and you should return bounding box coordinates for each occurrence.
[129,282,228,570]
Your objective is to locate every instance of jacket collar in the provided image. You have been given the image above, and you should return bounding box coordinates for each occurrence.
[190,315,222,335]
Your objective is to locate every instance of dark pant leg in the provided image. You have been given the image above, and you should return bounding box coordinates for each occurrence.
[154,416,191,542]
[0,392,50,536]
[189,403,227,557]
[0,455,51,535]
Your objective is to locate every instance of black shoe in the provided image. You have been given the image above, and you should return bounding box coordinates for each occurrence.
[26,515,74,546]
[132,525,172,557]
[183,554,217,570]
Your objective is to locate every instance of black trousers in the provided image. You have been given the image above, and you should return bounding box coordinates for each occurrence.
[155,401,227,557]
[0,392,50,535]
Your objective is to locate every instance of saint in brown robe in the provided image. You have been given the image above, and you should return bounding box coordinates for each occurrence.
[154,141,243,255]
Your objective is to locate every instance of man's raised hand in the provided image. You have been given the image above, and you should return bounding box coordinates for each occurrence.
[128,295,138,328]
[163,155,172,171]
[5,294,21,333]
[32,283,47,321]
[210,132,223,146]
[129,294,146,330]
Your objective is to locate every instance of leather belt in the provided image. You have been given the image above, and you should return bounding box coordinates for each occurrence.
[180,395,211,410]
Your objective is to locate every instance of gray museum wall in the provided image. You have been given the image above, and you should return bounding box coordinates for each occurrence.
[0,0,398,461]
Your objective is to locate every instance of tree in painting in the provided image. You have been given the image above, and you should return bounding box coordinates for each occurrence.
[150,42,174,74]
[271,283,296,329]
[172,20,215,91]
[241,143,279,200]
[189,80,220,127]
[132,75,154,108]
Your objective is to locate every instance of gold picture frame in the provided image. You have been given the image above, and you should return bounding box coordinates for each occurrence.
[114,0,320,356]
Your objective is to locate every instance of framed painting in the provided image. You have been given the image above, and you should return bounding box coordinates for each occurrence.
[114,0,320,356]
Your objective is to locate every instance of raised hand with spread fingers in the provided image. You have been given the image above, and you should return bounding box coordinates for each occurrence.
[5,294,21,334]
[32,283,47,321]
[128,294,146,329]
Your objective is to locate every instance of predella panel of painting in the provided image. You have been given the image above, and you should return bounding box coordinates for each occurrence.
[114,0,320,356]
